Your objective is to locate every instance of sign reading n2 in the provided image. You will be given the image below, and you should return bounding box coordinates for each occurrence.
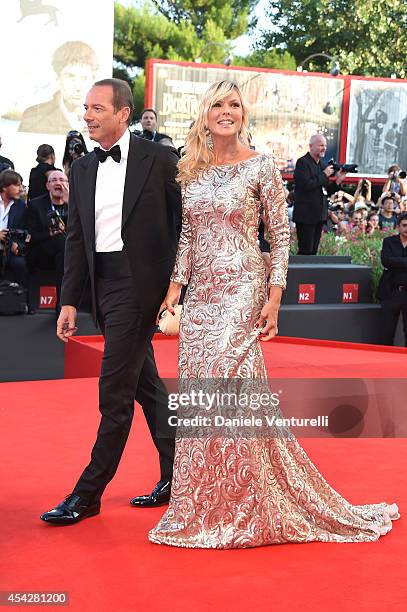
[342,284,359,303]
[298,284,316,304]
[39,286,57,309]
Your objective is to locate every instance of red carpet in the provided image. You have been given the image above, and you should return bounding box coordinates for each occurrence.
[1,337,406,611]
[64,334,407,379]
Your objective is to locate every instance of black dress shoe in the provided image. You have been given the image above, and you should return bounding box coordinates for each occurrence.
[130,480,171,507]
[40,494,100,525]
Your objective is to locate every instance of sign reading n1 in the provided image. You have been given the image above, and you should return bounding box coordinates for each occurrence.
[298,284,316,304]
[39,286,57,309]
[342,284,359,303]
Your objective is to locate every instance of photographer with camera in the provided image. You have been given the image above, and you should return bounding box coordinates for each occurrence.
[383,165,406,197]
[353,178,372,204]
[0,170,30,303]
[293,134,350,254]
[62,130,88,178]
[327,200,346,233]
[27,170,68,315]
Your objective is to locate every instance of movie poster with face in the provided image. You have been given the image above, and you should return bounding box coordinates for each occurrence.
[149,61,343,172]
[0,0,113,181]
[346,78,407,177]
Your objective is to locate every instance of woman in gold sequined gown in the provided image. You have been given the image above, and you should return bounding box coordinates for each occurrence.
[148,81,399,549]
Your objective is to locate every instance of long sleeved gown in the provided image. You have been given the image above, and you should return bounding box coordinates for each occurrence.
[149,153,399,549]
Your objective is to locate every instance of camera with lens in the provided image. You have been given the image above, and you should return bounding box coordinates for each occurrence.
[47,210,65,234]
[327,159,358,173]
[390,170,407,180]
[329,203,344,212]
[6,229,30,257]
[68,138,85,156]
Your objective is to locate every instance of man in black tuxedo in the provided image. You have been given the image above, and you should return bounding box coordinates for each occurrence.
[40,78,181,525]
[293,134,345,254]
[379,212,407,346]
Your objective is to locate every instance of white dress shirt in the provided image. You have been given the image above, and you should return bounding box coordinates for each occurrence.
[94,129,130,252]
[0,198,14,251]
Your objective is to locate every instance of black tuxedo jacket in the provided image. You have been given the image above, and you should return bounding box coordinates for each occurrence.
[293,152,339,224]
[60,133,182,324]
[26,193,54,243]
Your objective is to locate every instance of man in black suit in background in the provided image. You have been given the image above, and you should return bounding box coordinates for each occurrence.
[27,170,69,314]
[40,78,181,525]
[293,134,346,254]
[379,212,407,346]
[137,108,173,145]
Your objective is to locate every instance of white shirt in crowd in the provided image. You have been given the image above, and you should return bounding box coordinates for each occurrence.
[94,128,130,252]
[0,197,14,251]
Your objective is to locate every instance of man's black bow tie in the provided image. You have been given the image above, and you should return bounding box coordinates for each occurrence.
[94,145,121,163]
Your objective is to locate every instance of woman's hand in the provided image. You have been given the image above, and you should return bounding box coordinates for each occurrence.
[156,281,182,324]
[255,286,283,342]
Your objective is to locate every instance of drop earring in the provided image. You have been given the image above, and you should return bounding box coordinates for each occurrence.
[206,130,213,151]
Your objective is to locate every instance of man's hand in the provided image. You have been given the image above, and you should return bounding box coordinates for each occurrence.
[0,229,8,243]
[56,305,78,343]
[336,170,347,184]
[323,165,335,178]
[49,226,64,237]
[61,181,69,203]
[11,242,19,255]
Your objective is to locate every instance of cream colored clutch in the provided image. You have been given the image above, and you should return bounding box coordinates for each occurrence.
[158,305,182,336]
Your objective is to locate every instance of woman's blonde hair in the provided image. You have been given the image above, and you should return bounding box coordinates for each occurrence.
[177,80,250,186]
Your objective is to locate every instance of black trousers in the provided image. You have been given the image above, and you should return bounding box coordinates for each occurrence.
[381,289,407,346]
[296,222,324,255]
[1,252,29,286]
[72,253,174,503]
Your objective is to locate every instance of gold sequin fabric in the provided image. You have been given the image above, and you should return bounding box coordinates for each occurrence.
[149,154,399,549]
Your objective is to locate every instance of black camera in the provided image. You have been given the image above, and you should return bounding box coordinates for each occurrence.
[47,210,65,233]
[6,229,30,257]
[391,170,407,180]
[68,137,85,156]
[329,203,344,212]
[327,159,358,173]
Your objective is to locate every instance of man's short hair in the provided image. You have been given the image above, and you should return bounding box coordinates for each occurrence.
[52,41,98,75]
[397,212,407,225]
[93,78,134,125]
[382,196,395,206]
[309,133,325,145]
[0,170,22,190]
[141,108,157,120]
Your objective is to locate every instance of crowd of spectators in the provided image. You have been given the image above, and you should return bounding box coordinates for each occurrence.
[285,167,407,241]
[0,118,405,329]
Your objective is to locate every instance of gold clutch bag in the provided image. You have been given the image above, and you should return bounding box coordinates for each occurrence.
[158,305,182,336]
